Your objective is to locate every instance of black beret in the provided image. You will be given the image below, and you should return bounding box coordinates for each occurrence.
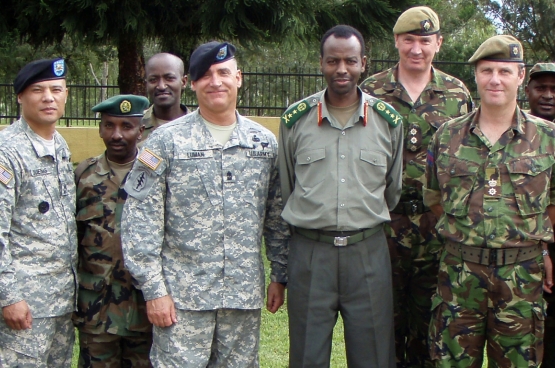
[189,42,236,82]
[14,58,67,94]
[92,94,149,117]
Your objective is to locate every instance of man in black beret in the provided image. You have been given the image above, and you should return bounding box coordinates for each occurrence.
[0,58,78,366]
[121,41,289,366]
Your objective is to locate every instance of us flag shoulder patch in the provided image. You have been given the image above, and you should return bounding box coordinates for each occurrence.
[0,164,13,186]
[138,149,162,171]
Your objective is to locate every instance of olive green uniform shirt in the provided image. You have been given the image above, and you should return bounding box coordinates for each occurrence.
[279,89,403,231]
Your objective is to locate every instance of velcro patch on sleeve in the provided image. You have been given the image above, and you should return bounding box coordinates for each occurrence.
[138,149,162,171]
[0,164,13,186]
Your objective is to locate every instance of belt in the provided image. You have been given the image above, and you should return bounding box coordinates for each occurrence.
[445,242,542,266]
[296,226,381,246]
[391,200,429,215]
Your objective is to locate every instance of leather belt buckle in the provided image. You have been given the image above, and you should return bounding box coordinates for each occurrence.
[334,236,348,247]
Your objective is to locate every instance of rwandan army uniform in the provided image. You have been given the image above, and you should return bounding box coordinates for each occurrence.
[360,64,473,367]
[73,153,152,368]
[279,89,403,367]
[139,103,188,143]
[424,107,555,367]
[0,118,77,367]
[121,109,289,366]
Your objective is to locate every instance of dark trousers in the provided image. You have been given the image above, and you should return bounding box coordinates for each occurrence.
[287,227,395,368]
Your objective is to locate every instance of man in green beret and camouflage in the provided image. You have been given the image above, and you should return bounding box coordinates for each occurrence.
[425,34,554,367]
[73,95,152,367]
[0,58,77,366]
[359,6,473,367]
[525,63,555,122]
[524,62,555,367]
[280,25,403,367]
[121,41,289,366]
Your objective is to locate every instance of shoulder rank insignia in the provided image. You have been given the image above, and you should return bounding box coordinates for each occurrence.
[372,100,403,127]
[281,97,318,128]
[138,148,162,171]
[0,164,13,186]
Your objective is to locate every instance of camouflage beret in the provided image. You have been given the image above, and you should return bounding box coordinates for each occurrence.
[468,35,523,64]
[393,6,440,36]
[14,58,67,94]
[189,42,236,82]
[528,63,555,82]
[92,95,149,117]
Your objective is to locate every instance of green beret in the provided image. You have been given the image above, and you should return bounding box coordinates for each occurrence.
[393,6,440,35]
[528,63,555,82]
[468,35,523,64]
[189,42,236,82]
[14,58,67,94]
[92,95,149,117]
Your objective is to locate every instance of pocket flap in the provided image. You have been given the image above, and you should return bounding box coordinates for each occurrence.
[360,150,386,166]
[507,155,555,176]
[297,149,325,165]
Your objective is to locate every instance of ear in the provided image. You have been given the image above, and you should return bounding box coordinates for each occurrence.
[191,80,197,92]
[361,55,367,73]
[236,70,242,88]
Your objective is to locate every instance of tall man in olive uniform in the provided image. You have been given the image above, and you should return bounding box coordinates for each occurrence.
[0,58,77,367]
[73,95,152,367]
[141,53,188,143]
[425,35,554,368]
[359,7,473,367]
[280,25,403,368]
[524,62,555,368]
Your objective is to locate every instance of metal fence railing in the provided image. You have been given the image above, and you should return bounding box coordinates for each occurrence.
[0,60,533,126]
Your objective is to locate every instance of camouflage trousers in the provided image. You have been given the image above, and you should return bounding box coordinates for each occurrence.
[385,211,441,368]
[151,308,261,368]
[0,312,74,368]
[542,242,555,367]
[429,248,545,368]
[78,330,153,368]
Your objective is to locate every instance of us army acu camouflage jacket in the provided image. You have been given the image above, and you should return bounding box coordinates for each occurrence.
[73,153,150,335]
[121,110,289,310]
[0,119,77,316]
[424,107,555,248]
[360,64,473,200]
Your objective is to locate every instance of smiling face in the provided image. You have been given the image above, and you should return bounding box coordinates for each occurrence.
[395,33,442,74]
[145,54,187,111]
[525,74,555,121]
[99,114,144,164]
[18,79,68,127]
[475,60,525,109]
[190,58,242,117]
[320,35,366,106]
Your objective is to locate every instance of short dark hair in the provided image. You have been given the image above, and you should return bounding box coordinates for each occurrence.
[320,25,365,58]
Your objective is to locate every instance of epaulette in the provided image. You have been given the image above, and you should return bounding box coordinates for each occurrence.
[369,98,403,128]
[281,97,319,128]
[74,157,98,184]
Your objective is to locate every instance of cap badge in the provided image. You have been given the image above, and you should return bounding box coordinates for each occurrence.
[510,44,521,59]
[421,20,431,32]
[216,45,228,60]
[120,100,132,114]
[53,60,65,77]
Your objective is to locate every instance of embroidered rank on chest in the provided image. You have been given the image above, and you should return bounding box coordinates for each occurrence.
[485,167,501,198]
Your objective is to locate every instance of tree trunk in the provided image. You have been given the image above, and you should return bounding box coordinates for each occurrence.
[117,33,145,95]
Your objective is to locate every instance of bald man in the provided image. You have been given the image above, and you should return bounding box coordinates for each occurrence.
[141,53,189,142]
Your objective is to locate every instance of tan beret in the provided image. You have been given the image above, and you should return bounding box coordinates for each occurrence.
[393,6,440,35]
[468,35,523,64]
[528,63,555,82]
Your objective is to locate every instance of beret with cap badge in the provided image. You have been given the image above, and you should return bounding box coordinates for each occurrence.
[92,94,149,117]
[468,35,523,64]
[14,58,67,95]
[393,6,440,36]
[189,42,236,82]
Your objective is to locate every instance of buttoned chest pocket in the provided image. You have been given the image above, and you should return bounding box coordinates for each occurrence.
[76,200,109,247]
[242,154,274,205]
[436,156,480,217]
[357,150,387,190]
[507,155,555,215]
[171,153,221,209]
[295,149,326,189]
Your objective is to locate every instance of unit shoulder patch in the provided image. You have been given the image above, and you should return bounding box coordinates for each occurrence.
[372,100,403,127]
[281,98,317,128]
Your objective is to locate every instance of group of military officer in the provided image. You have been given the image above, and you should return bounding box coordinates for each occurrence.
[1,4,555,368]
